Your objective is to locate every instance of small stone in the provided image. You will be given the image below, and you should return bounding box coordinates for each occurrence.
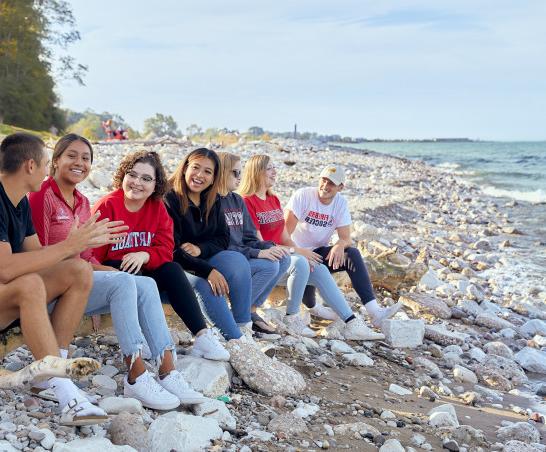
[443,439,460,451]
[388,383,413,396]
[379,438,404,451]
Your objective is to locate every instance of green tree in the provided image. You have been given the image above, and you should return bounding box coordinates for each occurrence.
[0,0,86,130]
[186,123,202,137]
[143,113,180,137]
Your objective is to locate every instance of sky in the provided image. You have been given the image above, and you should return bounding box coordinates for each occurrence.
[58,1,546,140]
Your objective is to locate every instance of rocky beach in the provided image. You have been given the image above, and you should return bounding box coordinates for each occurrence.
[1,137,545,451]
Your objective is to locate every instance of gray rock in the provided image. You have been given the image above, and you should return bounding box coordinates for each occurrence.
[475,312,515,331]
[379,439,405,451]
[192,398,236,431]
[147,412,222,452]
[400,293,451,319]
[475,354,528,391]
[425,324,469,346]
[388,383,412,396]
[484,341,514,358]
[109,412,148,451]
[333,422,380,436]
[0,441,16,452]
[503,440,545,452]
[453,365,478,384]
[175,355,231,398]
[226,339,305,396]
[496,422,540,444]
[520,319,546,338]
[514,347,546,374]
[382,319,425,348]
[443,439,460,451]
[38,429,55,450]
[52,438,136,451]
[99,365,120,378]
[342,353,374,367]
[267,413,308,435]
[330,340,355,354]
[91,374,117,391]
[428,403,459,427]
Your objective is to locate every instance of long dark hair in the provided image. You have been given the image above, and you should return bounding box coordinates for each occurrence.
[168,148,220,222]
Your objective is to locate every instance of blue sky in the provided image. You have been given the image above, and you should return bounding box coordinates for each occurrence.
[59,1,546,140]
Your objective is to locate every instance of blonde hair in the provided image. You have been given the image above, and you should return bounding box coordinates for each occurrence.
[217,152,240,196]
[168,148,221,222]
[237,154,273,197]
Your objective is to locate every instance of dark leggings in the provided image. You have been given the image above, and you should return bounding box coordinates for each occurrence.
[105,260,207,335]
[302,246,375,308]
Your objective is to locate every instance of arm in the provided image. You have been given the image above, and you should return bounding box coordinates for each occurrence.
[173,248,215,278]
[326,225,352,270]
[284,209,299,237]
[145,204,175,270]
[334,225,352,248]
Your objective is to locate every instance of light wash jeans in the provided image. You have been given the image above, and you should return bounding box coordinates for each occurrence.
[185,251,252,340]
[278,255,353,320]
[85,271,174,365]
[250,254,290,307]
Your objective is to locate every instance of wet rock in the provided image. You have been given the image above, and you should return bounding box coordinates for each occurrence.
[175,355,231,398]
[267,413,308,435]
[226,339,305,396]
[147,412,222,452]
[496,422,540,444]
[109,412,148,451]
[382,319,425,348]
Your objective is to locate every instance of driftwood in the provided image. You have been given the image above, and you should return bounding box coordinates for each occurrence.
[0,356,100,389]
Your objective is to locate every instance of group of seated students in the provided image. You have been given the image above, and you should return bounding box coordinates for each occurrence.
[0,132,401,426]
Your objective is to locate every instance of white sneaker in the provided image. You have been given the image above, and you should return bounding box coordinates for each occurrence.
[309,304,339,321]
[191,329,230,361]
[284,314,316,338]
[343,317,385,341]
[368,302,403,328]
[158,370,206,405]
[124,370,180,410]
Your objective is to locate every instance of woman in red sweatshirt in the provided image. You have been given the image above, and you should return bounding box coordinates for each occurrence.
[92,150,229,361]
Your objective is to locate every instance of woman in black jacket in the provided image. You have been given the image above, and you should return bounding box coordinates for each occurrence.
[164,148,252,341]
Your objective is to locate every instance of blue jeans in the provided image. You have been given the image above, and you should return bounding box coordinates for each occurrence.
[278,256,353,320]
[185,251,252,340]
[250,255,290,307]
[85,271,174,365]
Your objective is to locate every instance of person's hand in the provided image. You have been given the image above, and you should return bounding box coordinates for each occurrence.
[66,212,128,253]
[326,244,345,270]
[120,252,150,274]
[297,247,323,266]
[207,269,229,296]
[258,246,288,261]
[181,242,201,257]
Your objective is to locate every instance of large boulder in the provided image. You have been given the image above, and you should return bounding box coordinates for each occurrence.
[475,355,528,391]
[109,412,149,451]
[192,398,236,431]
[400,293,451,319]
[425,324,469,346]
[147,412,222,452]
[175,355,231,398]
[514,347,546,374]
[496,422,541,444]
[226,339,305,396]
[382,319,425,348]
[520,319,546,338]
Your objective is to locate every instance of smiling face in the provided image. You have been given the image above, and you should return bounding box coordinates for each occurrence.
[122,162,156,203]
[184,156,216,194]
[53,140,92,188]
[227,160,242,192]
[317,177,343,204]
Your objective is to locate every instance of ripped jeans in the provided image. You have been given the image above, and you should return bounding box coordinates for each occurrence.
[84,271,174,366]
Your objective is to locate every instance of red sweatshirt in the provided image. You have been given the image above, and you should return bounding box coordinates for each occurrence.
[28,177,99,264]
[92,189,174,270]
[243,193,285,244]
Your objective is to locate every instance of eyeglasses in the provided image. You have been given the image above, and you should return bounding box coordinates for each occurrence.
[232,169,241,178]
[126,171,155,184]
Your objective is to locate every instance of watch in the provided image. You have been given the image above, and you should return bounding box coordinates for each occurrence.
[289,247,295,254]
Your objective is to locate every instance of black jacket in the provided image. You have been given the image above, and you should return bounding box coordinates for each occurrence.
[164,189,229,278]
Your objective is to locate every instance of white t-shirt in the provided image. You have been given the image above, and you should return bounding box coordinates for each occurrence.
[286,187,351,249]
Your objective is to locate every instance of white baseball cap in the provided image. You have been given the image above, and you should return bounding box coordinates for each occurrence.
[319,164,345,186]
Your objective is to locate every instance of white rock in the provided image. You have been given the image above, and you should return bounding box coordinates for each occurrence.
[419,270,442,290]
[496,421,541,444]
[382,319,425,348]
[342,353,374,366]
[192,398,236,431]
[147,412,222,452]
[388,383,413,396]
[379,439,405,452]
[330,340,355,354]
[99,397,143,415]
[176,355,231,398]
[246,430,274,441]
[38,429,55,450]
[88,170,112,189]
[380,410,396,420]
[92,374,117,390]
[503,440,545,452]
[453,365,478,384]
[514,347,546,374]
[469,347,487,363]
[292,401,320,418]
[484,341,514,359]
[0,440,17,452]
[52,438,136,452]
[428,403,459,427]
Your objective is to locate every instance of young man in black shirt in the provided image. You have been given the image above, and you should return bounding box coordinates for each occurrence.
[0,132,125,425]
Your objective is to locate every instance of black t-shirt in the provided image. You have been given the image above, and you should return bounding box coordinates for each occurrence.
[0,181,35,253]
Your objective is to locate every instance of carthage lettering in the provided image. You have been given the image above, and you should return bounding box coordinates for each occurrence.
[111,231,155,251]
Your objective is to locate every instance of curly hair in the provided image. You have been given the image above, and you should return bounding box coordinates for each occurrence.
[112,150,168,199]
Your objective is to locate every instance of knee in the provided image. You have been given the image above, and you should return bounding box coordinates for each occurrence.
[292,255,310,275]
[13,274,47,305]
[345,246,362,261]
[66,258,93,290]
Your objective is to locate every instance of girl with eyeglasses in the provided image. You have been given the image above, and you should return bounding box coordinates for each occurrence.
[29,137,210,412]
[216,152,290,334]
[92,150,230,358]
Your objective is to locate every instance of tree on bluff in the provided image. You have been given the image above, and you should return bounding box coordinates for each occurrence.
[0,0,87,130]
[143,113,181,138]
